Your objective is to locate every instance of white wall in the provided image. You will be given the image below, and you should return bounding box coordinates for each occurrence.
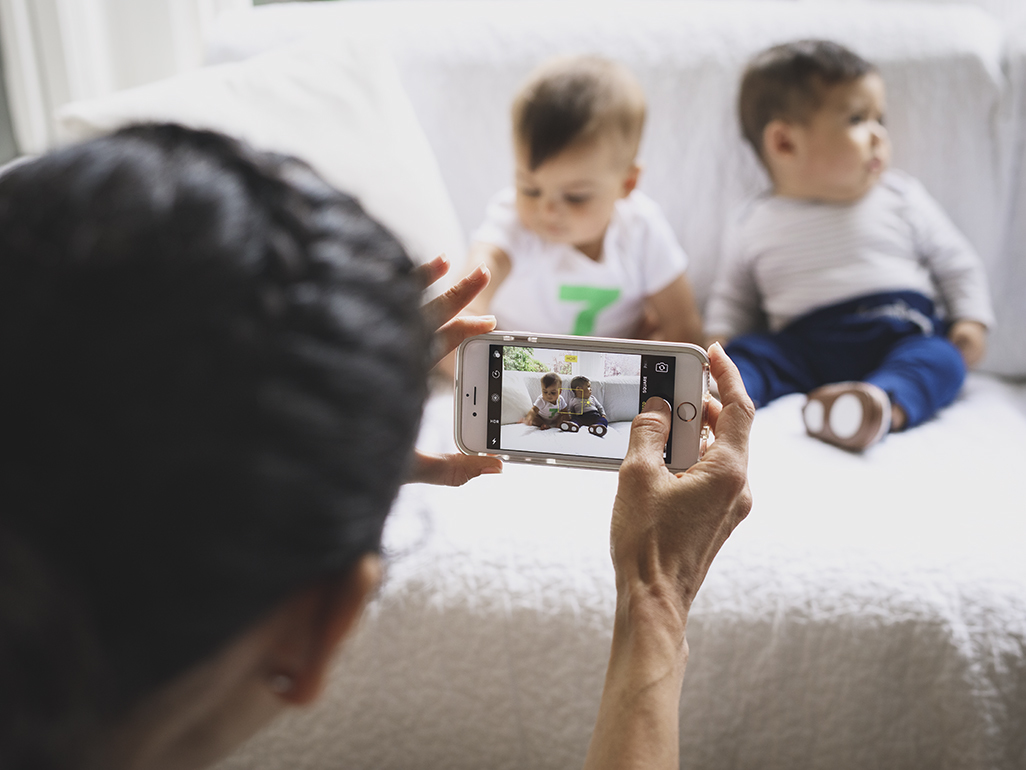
[0,0,251,154]
[0,30,16,162]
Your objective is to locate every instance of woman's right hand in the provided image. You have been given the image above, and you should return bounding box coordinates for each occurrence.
[583,344,754,770]
[586,347,755,770]
[610,343,754,618]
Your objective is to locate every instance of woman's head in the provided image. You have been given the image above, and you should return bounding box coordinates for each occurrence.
[0,124,432,767]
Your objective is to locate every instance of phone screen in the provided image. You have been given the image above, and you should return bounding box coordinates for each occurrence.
[485,343,677,463]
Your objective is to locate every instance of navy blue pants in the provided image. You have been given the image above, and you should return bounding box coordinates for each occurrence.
[726,291,966,428]
[571,411,609,427]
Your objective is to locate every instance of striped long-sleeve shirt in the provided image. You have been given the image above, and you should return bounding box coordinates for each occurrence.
[706,170,995,339]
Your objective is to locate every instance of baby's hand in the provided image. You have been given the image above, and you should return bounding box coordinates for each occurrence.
[948,320,987,368]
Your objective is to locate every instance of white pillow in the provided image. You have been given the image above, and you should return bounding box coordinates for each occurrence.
[500,372,534,425]
[56,38,466,274]
[602,375,642,423]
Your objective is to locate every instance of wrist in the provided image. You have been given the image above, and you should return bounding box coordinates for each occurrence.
[610,578,690,683]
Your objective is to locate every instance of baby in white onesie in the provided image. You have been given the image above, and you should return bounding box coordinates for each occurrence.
[706,40,994,451]
[465,55,703,343]
[525,371,570,429]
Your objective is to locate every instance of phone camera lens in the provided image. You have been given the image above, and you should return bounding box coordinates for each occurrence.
[472,412,478,417]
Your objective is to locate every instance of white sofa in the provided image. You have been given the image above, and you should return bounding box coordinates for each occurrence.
[57,2,1026,768]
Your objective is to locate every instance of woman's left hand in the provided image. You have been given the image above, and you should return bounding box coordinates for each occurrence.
[406,254,503,486]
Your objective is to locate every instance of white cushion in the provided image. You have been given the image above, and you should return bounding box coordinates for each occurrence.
[56,38,467,275]
[500,374,533,425]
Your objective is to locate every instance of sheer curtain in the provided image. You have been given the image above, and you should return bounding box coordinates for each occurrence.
[0,0,251,154]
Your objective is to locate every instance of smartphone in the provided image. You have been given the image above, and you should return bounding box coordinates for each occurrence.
[455,331,710,472]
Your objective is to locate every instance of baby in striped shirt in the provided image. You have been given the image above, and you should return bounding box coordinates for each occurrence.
[706,39,994,451]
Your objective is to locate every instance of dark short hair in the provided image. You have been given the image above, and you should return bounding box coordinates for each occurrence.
[0,123,432,764]
[512,55,646,171]
[541,372,562,389]
[570,376,591,392]
[738,40,876,161]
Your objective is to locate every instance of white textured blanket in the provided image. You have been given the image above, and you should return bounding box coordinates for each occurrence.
[216,373,1026,770]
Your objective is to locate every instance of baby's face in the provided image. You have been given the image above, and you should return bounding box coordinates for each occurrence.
[541,383,561,403]
[514,135,637,260]
[576,382,592,400]
[787,73,890,202]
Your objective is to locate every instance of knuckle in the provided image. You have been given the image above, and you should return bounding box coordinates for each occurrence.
[618,456,645,483]
[618,456,653,490]
[631,410,668,434]
[735,484,754,521]
[709,458,750,501]
[441,283,462,304]
[736,395,757,424]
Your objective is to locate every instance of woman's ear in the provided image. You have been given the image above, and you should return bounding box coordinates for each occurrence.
[264,554,382,705]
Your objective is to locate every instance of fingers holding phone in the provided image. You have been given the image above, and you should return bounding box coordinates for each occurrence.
[611,343,754,612]
[407,255,502,486]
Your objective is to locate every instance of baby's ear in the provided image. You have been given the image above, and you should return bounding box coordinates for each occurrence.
[621,162,642,197]
[763,120,797,161]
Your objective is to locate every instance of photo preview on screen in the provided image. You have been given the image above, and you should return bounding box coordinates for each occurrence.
[487,344,677,462]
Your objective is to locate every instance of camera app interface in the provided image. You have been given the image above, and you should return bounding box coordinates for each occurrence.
[486,344,676,463]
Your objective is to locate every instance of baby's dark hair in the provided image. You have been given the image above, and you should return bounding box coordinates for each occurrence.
[541,372,562,389]
[0,123,432,767]
[512,55,646,171]
[570,376,591,392]
[739,39,876,162]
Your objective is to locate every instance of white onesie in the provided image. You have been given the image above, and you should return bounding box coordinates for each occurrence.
[533,393,568,423]
[473,188,688,337]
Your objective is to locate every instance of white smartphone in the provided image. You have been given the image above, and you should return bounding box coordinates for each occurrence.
[455,331,710,472]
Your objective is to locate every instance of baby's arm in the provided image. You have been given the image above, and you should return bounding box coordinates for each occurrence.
[643,274,704,345]
[905,176,993,368]
[705,215,763,347]
[524,405,543,427]
[948,319,988,368]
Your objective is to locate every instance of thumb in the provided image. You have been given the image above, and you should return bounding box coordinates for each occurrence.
[623,397,672,470]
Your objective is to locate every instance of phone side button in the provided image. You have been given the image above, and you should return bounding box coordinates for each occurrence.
[676,402,698,422]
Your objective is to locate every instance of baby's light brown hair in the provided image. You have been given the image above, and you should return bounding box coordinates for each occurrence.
[739,40,876,165]
[512,55,646,171]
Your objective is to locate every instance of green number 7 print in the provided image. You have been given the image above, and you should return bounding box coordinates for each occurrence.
[559,285,621,336]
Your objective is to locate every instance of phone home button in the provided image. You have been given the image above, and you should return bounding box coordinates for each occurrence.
[676,402,698,422]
